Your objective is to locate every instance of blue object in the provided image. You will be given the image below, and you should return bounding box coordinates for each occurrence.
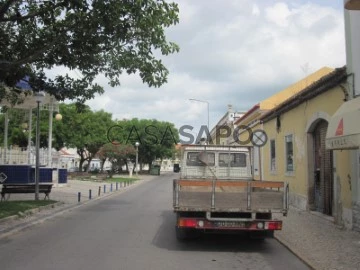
[0,165,33,183]
[16,76,32,90]
[39,168,52,183]
[58,169,67,183]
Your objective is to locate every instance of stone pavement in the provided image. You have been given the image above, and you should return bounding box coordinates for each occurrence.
[275,207,360,270]
[1,176,360,270]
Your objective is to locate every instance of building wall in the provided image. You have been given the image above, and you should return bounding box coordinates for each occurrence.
[262,85,352,226]
[232,68,334,181]
[236,121,263,180]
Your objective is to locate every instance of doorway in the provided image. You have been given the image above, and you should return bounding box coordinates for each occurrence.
[313,120,333,216]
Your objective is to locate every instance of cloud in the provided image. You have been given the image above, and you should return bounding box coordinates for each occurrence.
[71,0,346,137]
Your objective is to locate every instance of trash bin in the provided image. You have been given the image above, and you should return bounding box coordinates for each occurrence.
[58,169,68,184]
[150,165,160,175]
[173,164,180,173]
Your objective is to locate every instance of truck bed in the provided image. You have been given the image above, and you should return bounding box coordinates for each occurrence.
[173,179,288,214]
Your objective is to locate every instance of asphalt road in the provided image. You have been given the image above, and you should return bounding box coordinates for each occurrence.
[0,172,310,270]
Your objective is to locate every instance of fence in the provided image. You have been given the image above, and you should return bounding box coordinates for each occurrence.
[0,146,60,167]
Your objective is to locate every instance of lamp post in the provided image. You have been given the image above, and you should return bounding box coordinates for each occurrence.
[189,98,210,142]
[47,97,62,168]
[135,142,139,176]
[47,112,62,167]
[34,91,45,200]
[189,98,210,131]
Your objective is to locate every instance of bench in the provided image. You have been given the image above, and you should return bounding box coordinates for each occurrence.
[0,184,53,201]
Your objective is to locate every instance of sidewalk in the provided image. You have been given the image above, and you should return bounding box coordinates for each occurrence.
[0,175,156,238]
[275,206,360,270]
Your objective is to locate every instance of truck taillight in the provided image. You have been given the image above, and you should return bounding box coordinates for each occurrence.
[265,221,282,230]
[178,218,197,228]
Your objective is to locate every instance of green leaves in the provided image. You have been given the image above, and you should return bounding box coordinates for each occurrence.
[0,0,180,103]
[112,118,179,165]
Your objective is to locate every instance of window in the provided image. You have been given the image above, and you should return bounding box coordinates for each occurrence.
[186,151,215,166]
[270,140,276,172]
[285,135,294,172]
[219,153,246,167]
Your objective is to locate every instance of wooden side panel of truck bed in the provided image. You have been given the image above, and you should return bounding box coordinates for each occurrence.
[173,179,288,214]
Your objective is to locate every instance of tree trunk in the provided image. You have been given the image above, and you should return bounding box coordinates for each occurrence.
[87,157,93,172]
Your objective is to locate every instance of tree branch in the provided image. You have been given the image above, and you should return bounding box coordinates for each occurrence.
[0,1,67,22]
[0,38,57,71]
[0,0,18,20]
[1,39,59,69]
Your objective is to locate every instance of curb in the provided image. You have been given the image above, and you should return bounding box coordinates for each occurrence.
[0,202,64,225]
[274,235,317,270]
[0,178,149,239]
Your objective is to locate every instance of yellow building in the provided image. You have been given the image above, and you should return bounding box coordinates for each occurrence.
[260,67,352,228]
[231,67,334,180]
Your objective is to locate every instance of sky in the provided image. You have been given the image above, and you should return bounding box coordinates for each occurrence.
[83,0,346,140]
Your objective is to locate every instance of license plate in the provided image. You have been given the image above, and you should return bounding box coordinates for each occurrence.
[214,221,246,228]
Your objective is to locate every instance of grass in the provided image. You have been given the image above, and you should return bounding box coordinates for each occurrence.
[0,200,57,219]
[106,177,139,183]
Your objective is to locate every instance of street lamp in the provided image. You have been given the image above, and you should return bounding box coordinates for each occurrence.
[189,98,209,130]
[47,99,62,168]
[34,91,45,200]
[189,98,210,142]
[135,141,140,176]
[55,113,62,121]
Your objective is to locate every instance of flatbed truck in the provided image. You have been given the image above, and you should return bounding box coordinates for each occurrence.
[173,144,289,240]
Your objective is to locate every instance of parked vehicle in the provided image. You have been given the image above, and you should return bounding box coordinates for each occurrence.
[173,144,289,240]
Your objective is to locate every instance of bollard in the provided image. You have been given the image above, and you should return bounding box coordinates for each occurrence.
[78,192,81,203]
[89,189,92,200]
[116,182,118,191]
[111,183,113,192]
[98,186,101,196]
[104,184,106,193]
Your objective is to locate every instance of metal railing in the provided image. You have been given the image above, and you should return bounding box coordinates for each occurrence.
[0,147,60,167]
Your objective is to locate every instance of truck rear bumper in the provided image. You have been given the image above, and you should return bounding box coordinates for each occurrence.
[177,217,282,231]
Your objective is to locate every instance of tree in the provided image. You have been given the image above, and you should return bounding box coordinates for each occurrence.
[0,107,50,148]
[112,118,179,170]
[0,0,180,103]
[53,103,115,171]
[0,108,28,147]
[97,142,136,177]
